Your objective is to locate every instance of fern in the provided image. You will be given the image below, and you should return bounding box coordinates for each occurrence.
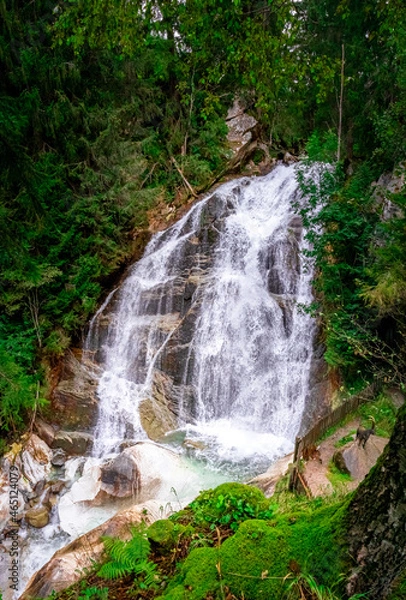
[97,527,160,589]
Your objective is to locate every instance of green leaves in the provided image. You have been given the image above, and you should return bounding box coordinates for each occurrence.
[98,527,160,589]
[190,483,274,533]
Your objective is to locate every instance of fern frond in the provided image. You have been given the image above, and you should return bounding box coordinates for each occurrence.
[97,560,129,580]
[98,528,153,580]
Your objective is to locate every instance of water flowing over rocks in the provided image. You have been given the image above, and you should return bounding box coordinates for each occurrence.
[86,164,318,472]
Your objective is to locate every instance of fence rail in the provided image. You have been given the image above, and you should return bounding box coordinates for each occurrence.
[289,383,377,493]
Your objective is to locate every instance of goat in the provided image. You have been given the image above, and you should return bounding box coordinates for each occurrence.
[356,416,376,448]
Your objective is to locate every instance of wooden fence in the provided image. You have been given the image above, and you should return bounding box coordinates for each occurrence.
[289,383,377,493]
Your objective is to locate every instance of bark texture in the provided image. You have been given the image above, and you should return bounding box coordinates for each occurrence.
[346,402,406,598]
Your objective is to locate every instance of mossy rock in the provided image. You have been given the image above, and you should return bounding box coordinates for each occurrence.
[162,546,220,600]
[147,519,176,549]
[286,503,346,589]
[219,519,291,599]
[147,519,191,556]
[156,584,190,600]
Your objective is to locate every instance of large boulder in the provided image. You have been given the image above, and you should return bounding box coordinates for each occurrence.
[58,443,201,536]
[20,500,163,599]
[99,442,200,504]
[100,453,139,498]
[333,437,389,480]
[52,431,94,456]
[248,453,294,497]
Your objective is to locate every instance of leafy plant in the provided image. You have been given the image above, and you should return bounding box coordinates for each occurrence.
[189,483,274,533]
[284,572,341,600]
[97,527,160,590]
[78,586,108,600]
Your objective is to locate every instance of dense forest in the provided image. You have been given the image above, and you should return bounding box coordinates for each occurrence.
[1,0,406,436]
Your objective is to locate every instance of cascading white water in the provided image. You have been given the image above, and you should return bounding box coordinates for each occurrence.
[88,163,316,475]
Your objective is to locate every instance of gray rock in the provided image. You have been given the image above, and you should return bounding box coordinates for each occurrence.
[52,352,101,431]
[34,418,56,447]
[226,99,257,151]
[52,431,94,456]
[100,453,139,498]
[51,448,67,467]
[333,437,389,480]
[139,371,178,441]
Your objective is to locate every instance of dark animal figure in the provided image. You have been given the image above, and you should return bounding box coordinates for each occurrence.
[356,416,376,448]
[302,444,322,464]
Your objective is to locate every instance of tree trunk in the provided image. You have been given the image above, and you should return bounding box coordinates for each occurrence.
[345,402,406,598]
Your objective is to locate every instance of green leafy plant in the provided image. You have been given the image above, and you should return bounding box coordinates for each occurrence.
[78,586,109,600]
[284,572,341,600]
[97,527,160,589]
[189,483,274,533]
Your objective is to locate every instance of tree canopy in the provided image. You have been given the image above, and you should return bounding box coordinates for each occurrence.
[1,0,406,434]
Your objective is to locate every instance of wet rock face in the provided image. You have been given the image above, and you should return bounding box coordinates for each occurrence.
[345,403,406,599]
[52,351,100,431]
[56,167,324,449]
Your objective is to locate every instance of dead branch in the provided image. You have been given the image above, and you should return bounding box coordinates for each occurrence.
[170,156,198,198]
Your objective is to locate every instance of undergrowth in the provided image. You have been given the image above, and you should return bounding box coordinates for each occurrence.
[44,483,353,600]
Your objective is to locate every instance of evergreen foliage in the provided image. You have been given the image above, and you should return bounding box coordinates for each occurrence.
[1,0,406,433]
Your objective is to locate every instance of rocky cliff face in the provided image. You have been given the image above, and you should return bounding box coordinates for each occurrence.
[345,402,406,598]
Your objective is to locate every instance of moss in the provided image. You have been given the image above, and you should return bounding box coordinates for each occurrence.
[147,519,176,546]
[219,519,290,599]
[387,570,406,599]
[286,503,346,590]
[327,461,352,491]
[147,519,180,557]
[176,546,220,600]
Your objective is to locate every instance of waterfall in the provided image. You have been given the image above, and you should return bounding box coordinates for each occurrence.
[87,163,316,475]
